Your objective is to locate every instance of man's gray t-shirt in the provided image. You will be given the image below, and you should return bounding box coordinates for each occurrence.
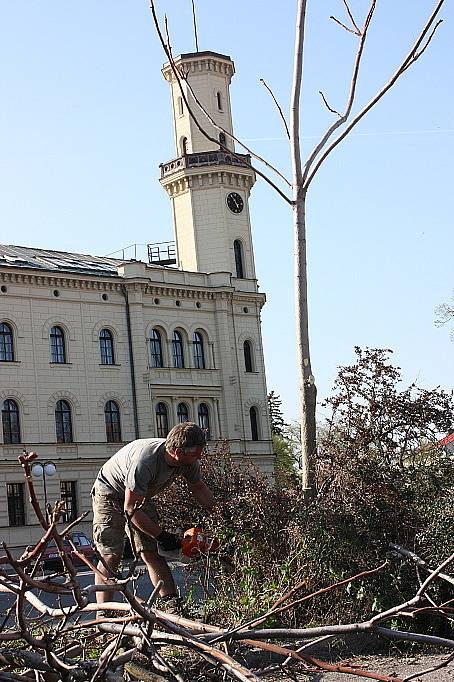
[95,438,201,501]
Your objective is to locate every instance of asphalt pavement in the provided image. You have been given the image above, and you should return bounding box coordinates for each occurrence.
[0,560,203,623]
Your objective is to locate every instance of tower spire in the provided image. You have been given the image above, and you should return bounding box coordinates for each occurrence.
[191,0,199,52]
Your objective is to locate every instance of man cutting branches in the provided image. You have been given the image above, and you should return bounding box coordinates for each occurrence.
[92,422,215,613]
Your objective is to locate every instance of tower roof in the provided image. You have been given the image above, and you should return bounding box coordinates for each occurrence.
[162,51,235,81]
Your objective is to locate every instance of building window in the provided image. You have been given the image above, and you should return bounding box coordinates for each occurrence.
[156,402,169,438]
[178,96,184,115]
[50,326,66,363]
[250,406,260,441]
[55,400,73,443]
[172,330,185,368]
[0,322,14,362]
[8,483,25,526]
[244,340,253,373]
[198,403,210,440]
[100,329,115,365]
[2,399,21,444]
[181,136,188,155]
[60,481,78,523]
[105,400,122,443]
[234,240,244,278]
[193,332,205,369]
[177,402,189,423]
[216,91,223,111]
[219,132,226,147]
[149,329,163,368]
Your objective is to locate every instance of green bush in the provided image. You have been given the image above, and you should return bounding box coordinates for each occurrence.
[157,349,453,630]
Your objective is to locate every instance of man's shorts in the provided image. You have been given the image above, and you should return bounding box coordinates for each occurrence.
[92,485,159,558]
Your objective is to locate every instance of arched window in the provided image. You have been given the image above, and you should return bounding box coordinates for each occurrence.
[2,399,21,444]
[198,403,210,440]
[243,340,253,373]
[149,329,163,368]
[178,96,184,115]
[99,329,115,365]
[55,400,73,443]
[216,91,223,111]
[0,323,14,362]
[234,240,245,278]
[156,402,169,438]
[219,132,226,147]
[250,406,260,441]
[181,136,188,155]
[193,331,205,369]
[172,330,184,368]
[50,326,66,363]
[105,401,122,443]
[177,402,189,423]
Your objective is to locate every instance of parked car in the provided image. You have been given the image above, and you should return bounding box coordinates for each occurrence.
[41,531,97,571]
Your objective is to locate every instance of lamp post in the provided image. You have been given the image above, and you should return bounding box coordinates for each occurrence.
[31,461,57,521]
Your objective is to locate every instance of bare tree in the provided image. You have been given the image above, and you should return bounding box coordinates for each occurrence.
[149,0,445,498]
[436,290,454,337]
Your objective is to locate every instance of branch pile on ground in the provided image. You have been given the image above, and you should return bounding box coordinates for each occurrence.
[0,451,452,681]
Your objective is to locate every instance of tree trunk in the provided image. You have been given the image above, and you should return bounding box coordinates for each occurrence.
[293,187,317,497]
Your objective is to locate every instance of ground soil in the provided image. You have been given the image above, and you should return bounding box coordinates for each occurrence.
[234,638,454,682]
[265,652,453,681]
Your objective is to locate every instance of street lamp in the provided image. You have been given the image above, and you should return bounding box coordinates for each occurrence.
[31,461,57,520]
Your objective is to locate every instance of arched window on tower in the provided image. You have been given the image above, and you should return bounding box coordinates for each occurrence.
[193,331,205,369]
[219,132,226,148]
[149,329,163,368]
[2,399,21,444]
[105,400,122,443]
[234,240,245,279]
[156,402,169,437]
[243,340,253,373]
[177,402,189,423]
[198,403,210,440]
[55,400,73,443]
[0,323,14,362]
[181,136,188,155]
[216,91,223,111]
[172,330,185,368]
[249,406,260,441]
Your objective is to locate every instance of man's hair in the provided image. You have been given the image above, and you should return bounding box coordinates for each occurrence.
[165,422,206,452]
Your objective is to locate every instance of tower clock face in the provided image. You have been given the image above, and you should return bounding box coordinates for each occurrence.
[226,192,244,214]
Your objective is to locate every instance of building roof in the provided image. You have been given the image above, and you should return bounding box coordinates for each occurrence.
[0,244,122,278]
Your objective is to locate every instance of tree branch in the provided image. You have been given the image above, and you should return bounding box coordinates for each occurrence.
[304,0,445,188]
[260,78,290,139]
[302,0,376,187]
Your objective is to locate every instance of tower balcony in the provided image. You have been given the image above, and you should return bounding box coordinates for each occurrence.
[160,150,252,179]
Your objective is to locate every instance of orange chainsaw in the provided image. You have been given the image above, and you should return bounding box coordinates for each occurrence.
[158,527,220,563]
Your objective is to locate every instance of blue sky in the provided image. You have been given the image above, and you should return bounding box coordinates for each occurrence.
[1,1,452,421]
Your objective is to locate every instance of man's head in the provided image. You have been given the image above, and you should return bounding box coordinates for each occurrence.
[165,422,206,465]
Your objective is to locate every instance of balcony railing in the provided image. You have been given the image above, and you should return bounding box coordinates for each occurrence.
[148,241,177,266]
[160,150,252,179]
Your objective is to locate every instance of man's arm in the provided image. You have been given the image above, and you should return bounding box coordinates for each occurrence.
[124,489,162,538]
[187,480,216,512]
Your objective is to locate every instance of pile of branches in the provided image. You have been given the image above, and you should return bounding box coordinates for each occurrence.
[0,450,452,682]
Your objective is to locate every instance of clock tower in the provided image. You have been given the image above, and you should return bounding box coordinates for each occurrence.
[160,52,257,281]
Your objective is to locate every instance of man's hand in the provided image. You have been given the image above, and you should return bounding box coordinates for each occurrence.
[156,530,182,552]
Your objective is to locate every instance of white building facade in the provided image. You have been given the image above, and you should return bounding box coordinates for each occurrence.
[0,51,273,551]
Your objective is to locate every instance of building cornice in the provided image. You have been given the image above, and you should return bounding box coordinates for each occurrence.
[162,52,235,84]
[0,269,122,291]
[0,267,266,305]
[160,167,255,198]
